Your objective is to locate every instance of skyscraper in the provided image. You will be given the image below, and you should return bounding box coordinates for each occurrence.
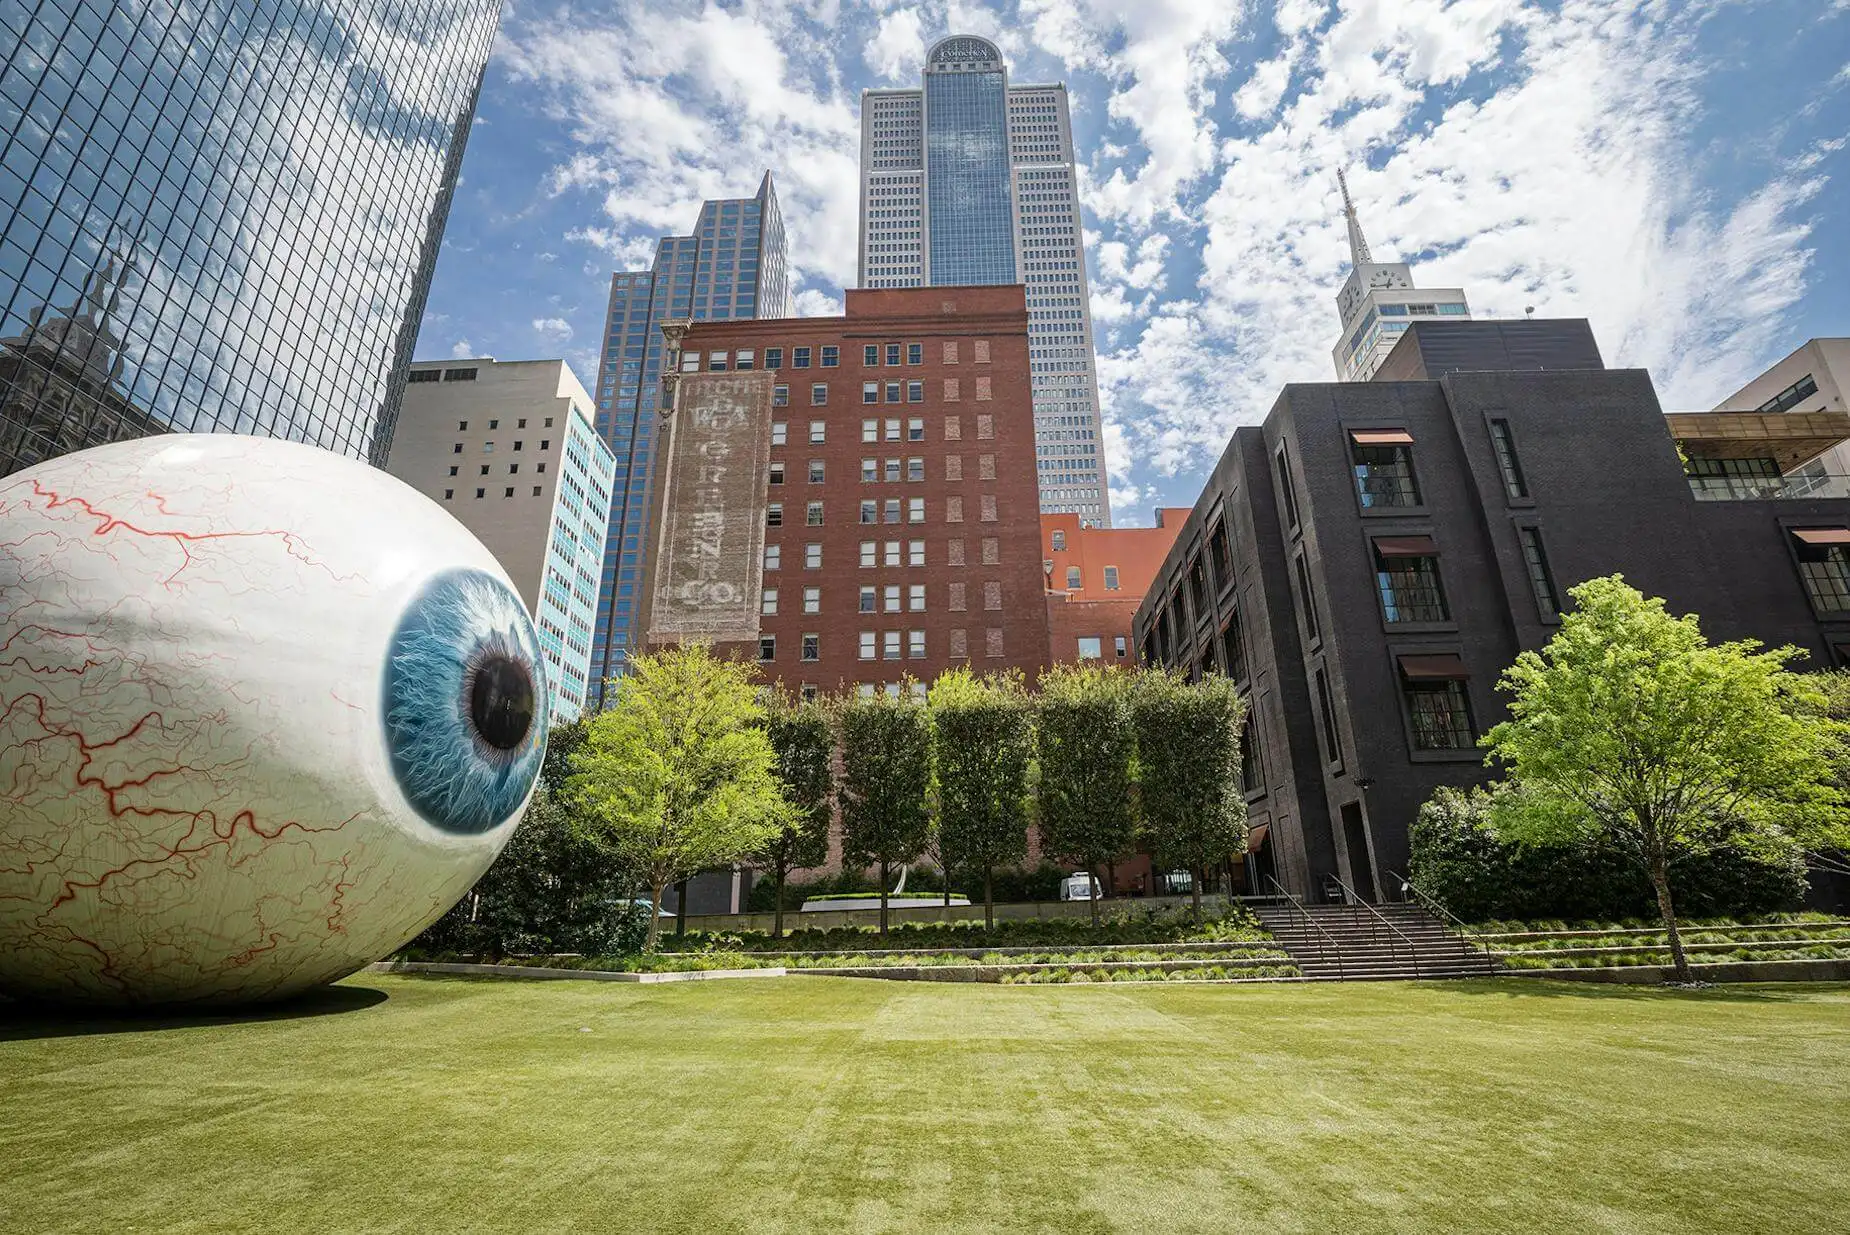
[1330,169,1472,383]
[0,1,501,477]
[585,173,789,707]
[858,35,1110,526]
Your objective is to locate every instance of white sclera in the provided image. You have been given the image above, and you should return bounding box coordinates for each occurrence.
[0,435,539,1005]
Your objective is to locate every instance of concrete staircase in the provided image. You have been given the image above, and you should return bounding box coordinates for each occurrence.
[1252,901,1500,981]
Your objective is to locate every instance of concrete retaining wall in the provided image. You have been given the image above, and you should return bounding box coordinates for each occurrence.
[369,961,786,984]
[680,893,1237,935]
[1519,958,1850,984]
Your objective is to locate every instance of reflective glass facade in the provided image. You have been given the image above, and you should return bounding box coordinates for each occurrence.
[0,0,499,477]
[924,59,1015,286]
[586,172,788,708]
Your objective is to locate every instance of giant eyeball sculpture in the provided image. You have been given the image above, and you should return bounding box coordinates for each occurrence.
[0,435,548,1005]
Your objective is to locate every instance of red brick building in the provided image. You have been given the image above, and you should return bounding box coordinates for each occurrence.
[1042,508,1191,666]
[640,286,1051,696]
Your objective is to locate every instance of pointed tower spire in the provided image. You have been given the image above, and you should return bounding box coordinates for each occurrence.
[1337,167,1372,268]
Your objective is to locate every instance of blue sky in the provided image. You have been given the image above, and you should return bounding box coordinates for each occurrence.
[418,0,1850,525]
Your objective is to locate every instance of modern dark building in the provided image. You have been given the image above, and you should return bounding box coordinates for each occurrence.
[1136,320,1850,902]
[0,1,501,476]
[585,174,789,707]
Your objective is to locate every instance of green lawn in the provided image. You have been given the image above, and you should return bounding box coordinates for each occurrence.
[5,977,1849,1234]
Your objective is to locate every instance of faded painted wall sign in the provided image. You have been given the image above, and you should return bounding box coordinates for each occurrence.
[648,371,774,643]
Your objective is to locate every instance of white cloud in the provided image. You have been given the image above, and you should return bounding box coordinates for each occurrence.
[450,339,474,359]
[793,288,845,316]
[865,7,926,81]
[532,317,573,342]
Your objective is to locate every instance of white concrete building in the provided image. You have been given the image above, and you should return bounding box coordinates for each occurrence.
[385,358,615,722]
[1709,338,1850,491]
[857,34,1110,526]
[1331,169,1472,383]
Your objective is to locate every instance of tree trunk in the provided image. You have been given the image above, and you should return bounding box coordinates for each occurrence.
[879,859,890,937]
[1192,865,1203,921]
[942,861,952,909]
[1106,860,1117,901]
[773,866,786,940]
[674,876,688,939]
[646,881,666,953]
[984,866,994,932]
[1650,854,1692,983]
[1088,863,1101,927]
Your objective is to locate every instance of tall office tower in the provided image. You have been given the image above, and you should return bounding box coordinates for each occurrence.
[857,35,1111,526]
[385,358,617,723]
[584,173,788,708]
[1330,169,1472,382]
[0,1,500,477]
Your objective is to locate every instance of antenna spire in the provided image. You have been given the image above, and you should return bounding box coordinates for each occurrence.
[1337,167,1372,268]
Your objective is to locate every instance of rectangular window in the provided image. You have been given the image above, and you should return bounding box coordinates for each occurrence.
[944,341,959,364]
[768,461,785,486]
[886,419,901,442]
[885,382,902,404]
[1518,526,1560,615]
[709,354,728,372]
[767,503,783,528]
[859,586,876,613]
[1276,443,1301,529]
[884,458,901,483]
[803,587,820,615]
[763,544,781,570]
[909,540,925,567]
[863,382,879,404]
[950,582,967,611]
[759,636,776,661]
[1114,635,1128,660]
[944,379,961,402]
[864,344,880,366]
[772,422,787,447]
[808,460,825,483]
[736,349,756,370]
[763,348,781,369]
[862,458,878,483]
[974,340,991,364]
[1315,668,1342,764]
[981,538,1000,566]
[806,543,823,569]
[948,539,966,567]
[907,343,923,365]
[884,585,901,613]
[976,414,994,439]
[907,458,925,482]
[821,346,839,367]
[908,498,925,523]
[945,416,961,440]
[885,541,901,567]
[1077,636,1102,660]
[1222,610,1248,681]
[863,419,878,443]
[909,584,926,612]
[1066,566,1082,590]
[1489,419,1529,500]
[1103,566,1120,590]
[809,421,825,444]
[806,501,824,526]
[1208,523,1232,590]
[1374,538,1450,622]
[1406,679,1475,750]
[945,455,963,482]
[860,631,876,660]
[886,343,902,366]
[947,496,964,523]
[1240,716,1262,793]
[681,352,701,373]
[860,500,878,524]
[1350,431,1422,507]
[983,581,1003,611]
[1295,553,1320,642]
[792,346,811,369]
[908,630,926,659]
[907,381,924,403]
[811,384,828,406]
[883,631,901,660]
[761,589,778,616]
[860,541,876,567]
[883,499,901,524]
[802,634,820,661]
[908,418,924,442]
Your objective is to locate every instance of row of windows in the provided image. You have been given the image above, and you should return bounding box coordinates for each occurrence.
[754,627,1007,664]
[766,414,999,447]
[761,538,1006,570]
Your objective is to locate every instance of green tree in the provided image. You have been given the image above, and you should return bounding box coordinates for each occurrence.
[756,698,834,939]
[929,667,1035,929]
[1132,669,1248,919]
[838,685,934,936]
[565,644,792,951]
[1482,575,1844,981]
[1036,663,1138,926]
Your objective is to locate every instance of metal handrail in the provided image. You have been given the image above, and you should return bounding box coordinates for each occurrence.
[1263,875,1343,980]
[1326,873,1421,978]
[1386,870,1501,973]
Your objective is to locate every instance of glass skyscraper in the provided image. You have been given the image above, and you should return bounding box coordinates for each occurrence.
[585,172,788,707]
[0,1,501,477]
[858,34,1111,525]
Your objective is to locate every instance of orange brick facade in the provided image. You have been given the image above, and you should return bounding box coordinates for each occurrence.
[642,286,1051,695]
[1042,507,1191,667]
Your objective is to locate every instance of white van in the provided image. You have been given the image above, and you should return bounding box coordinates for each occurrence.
[1060,872,1102,901]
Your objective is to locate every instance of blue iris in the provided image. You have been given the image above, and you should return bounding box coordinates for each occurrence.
[382,568,549,835]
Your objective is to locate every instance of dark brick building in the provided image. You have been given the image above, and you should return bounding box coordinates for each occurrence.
[640,285,1051,696]
[1136,320,1850,902]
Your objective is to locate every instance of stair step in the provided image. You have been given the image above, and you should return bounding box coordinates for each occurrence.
[1253,903,1502,983]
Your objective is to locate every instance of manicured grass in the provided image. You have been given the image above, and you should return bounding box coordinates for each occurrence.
[4,977,1849,1233]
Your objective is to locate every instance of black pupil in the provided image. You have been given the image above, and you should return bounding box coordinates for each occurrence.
[471,656,534,751]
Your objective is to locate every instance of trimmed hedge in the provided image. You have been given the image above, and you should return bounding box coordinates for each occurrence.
[1408,785,1808,922]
